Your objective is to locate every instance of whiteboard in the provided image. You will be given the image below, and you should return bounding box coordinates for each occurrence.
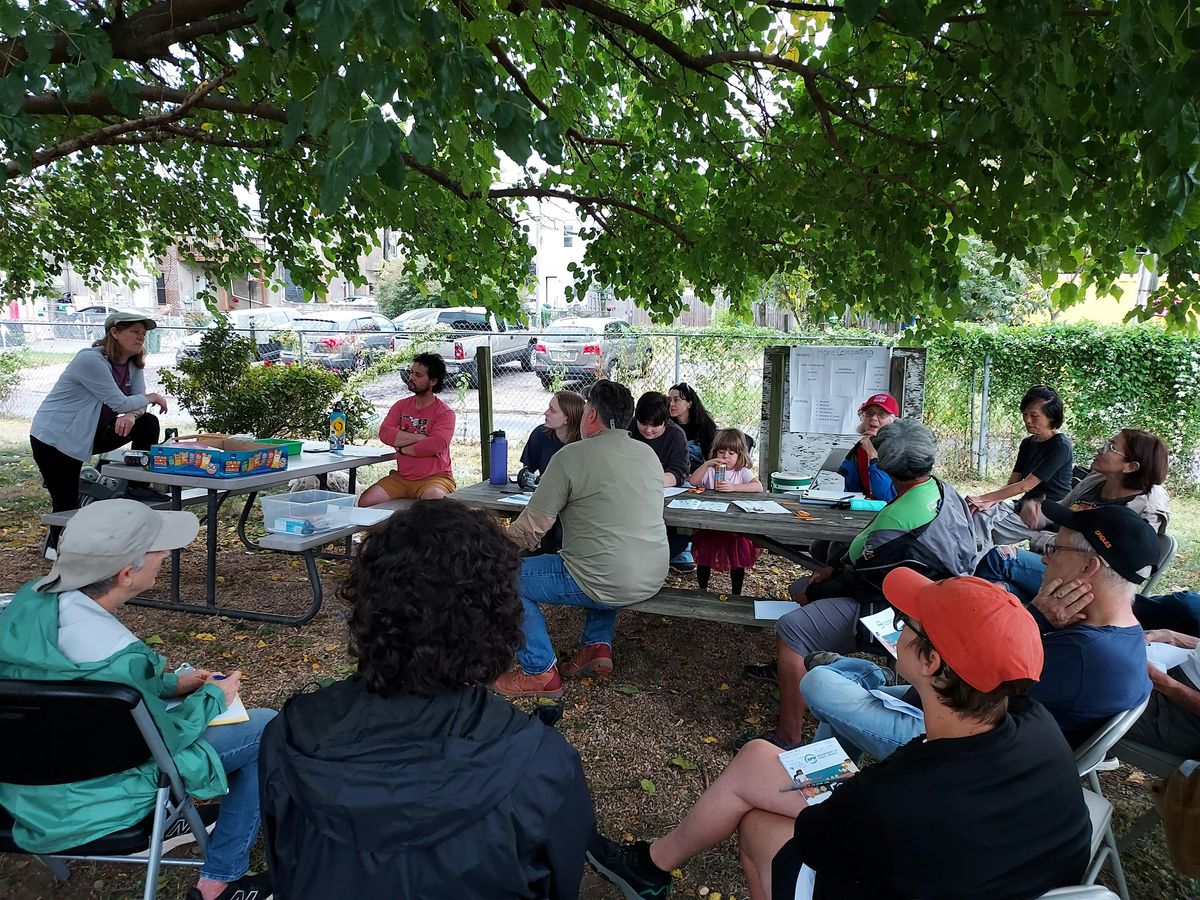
[788,346,892,434]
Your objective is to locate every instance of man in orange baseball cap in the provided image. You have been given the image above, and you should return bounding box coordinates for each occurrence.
[589,568,1092,900]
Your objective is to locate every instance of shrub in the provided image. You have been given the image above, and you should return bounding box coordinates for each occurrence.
[0,349,27,408]
[161,322,374,439]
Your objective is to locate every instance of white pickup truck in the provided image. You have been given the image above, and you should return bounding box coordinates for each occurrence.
[391,306,535,387]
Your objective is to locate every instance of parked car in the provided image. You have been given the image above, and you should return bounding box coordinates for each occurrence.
[392,307,534,387]
[176,307,296,365]
[532,318,652,390]
[50,304,119,340]
[291,310,397,374]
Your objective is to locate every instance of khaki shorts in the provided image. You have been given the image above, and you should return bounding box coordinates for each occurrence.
[374,471,457,500]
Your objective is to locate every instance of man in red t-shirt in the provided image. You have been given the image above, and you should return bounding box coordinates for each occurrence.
[359,353,457,505]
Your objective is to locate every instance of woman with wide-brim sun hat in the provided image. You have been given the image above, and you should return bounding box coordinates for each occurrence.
[31,310,169,550]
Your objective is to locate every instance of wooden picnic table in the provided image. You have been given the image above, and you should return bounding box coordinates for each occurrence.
[452,481,878,627]
[101,446,397,625]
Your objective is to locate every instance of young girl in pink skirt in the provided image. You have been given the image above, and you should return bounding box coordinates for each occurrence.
[686,429,764,595]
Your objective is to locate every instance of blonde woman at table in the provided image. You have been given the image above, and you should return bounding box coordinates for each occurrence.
[687,429,763,597]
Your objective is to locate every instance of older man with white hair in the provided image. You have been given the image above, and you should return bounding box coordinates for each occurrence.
[0,499,274,900]
[801,502,1157,760]
[753,419,977,748]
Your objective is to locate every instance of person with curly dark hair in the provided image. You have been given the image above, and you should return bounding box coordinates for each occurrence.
[258,501,595,899]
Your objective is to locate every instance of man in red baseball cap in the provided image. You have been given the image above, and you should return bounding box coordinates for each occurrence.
[588,568,1091,900]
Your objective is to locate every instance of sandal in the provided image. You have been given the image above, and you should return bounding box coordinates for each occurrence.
[743,660,778,684]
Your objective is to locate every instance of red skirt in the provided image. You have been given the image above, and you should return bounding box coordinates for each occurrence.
[691,529,761,571]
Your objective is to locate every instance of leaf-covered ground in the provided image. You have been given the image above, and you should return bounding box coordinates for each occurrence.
[0,448,1195,899]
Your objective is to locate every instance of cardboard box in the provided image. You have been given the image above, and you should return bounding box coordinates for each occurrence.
[149,434,289,479]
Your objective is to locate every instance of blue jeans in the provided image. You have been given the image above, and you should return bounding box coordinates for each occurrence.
[1134,591,1200,636]
[199,708,276,882]
[801,658,923,762]
[517,554,618,675]
[975,547,1045,604]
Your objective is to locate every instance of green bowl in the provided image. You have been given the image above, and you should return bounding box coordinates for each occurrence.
[258,438,304,457]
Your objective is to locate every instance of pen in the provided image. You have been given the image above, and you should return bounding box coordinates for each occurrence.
[778,772,855,793]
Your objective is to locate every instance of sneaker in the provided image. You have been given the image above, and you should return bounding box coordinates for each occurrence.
[140,803,219,855]
[184,871,272,900]
[733,729,801,752]
[1094,757,1121,772]
[40,532,58,561]
[493,666,565,699]
[743,660,777,683]
[586,836,671,900]
[669,548,695,574]
[561,644,614,679]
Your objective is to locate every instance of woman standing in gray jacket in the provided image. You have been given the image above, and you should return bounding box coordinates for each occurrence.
[31,311,169,548]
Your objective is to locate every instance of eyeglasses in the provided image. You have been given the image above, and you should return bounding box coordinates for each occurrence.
[892,612,929,642]
[1099,440,1126,458]
[1043,542,1111,569]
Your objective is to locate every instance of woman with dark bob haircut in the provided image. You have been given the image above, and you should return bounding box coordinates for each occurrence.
[968,384,1075,547]
[258,502,595,899]
[978,427,1171,603]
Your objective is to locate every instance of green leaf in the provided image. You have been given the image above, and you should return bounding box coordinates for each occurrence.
[282,100,305,149]
[640,778,657,794]
[670,756,698,770]
[407,126,435,166]
[617,684,640,695]
[144,634,164,645]
[844,0,882,27]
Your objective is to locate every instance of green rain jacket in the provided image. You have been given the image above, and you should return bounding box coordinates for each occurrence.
[0,581,228,852]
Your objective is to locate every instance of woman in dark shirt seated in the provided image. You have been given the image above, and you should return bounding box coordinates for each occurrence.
[968,384,1074,547]
[629,391,690,487]
[668,382,718,473]
[518,390,584,485]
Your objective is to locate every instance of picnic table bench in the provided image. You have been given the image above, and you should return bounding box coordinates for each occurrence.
[92,446,401,625]
[451,481,877,628]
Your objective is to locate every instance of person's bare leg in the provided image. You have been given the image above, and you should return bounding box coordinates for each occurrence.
[648,740,806,872]
[776,639,809,746]
[418,486,447,500]
[357,483,391,507]
[739,810,797,900]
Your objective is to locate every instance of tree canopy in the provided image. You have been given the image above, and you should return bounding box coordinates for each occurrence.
[2,0,1199,326]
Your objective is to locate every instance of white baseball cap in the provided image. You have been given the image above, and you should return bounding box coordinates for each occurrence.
[35,500,199,593]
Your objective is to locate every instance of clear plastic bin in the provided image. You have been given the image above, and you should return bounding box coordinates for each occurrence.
[261,490,355,534]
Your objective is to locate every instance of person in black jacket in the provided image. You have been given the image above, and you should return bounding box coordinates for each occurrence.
[629,391,690,488]
[259,502,595,900]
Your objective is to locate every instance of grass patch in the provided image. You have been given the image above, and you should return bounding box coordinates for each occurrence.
[19,351,76,367]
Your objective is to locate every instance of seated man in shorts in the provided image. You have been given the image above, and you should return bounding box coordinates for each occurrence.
[359,352,456,505]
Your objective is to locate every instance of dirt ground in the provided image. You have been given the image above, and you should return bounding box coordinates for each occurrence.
[0,500,1195,899]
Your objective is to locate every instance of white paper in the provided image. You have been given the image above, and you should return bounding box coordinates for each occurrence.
[667,498,730,513]
[663,486,688,497]
[1147,642,1194,672]
[868,688,923,718]
[497,493,533,506]
[166,691,249,726]
[340,445,390,458]
[788,346,892,434]
[733,500,792,515]
[859,608,902,658]
[802,490,863,502]
[777,738,859,804]
[754,600,802,620]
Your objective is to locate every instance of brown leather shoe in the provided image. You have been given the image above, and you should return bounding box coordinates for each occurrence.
[493,666,565,699]
[561,644,614,679]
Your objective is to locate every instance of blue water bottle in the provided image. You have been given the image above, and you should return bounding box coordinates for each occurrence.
[489,430,508,485]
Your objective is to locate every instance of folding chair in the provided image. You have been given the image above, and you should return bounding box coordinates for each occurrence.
[1140,533,1177,597]
[1071,699,1150,900]
[1075,697,1152,792]
[0,679,211,900]
[1110,738,1190,851]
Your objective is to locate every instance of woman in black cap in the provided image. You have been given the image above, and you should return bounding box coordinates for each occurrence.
[30,310,169,548]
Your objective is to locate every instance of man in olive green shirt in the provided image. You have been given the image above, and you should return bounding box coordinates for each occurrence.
[495,381,669,699]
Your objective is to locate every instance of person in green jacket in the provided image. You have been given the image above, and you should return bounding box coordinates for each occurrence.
[0,499,274,900]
